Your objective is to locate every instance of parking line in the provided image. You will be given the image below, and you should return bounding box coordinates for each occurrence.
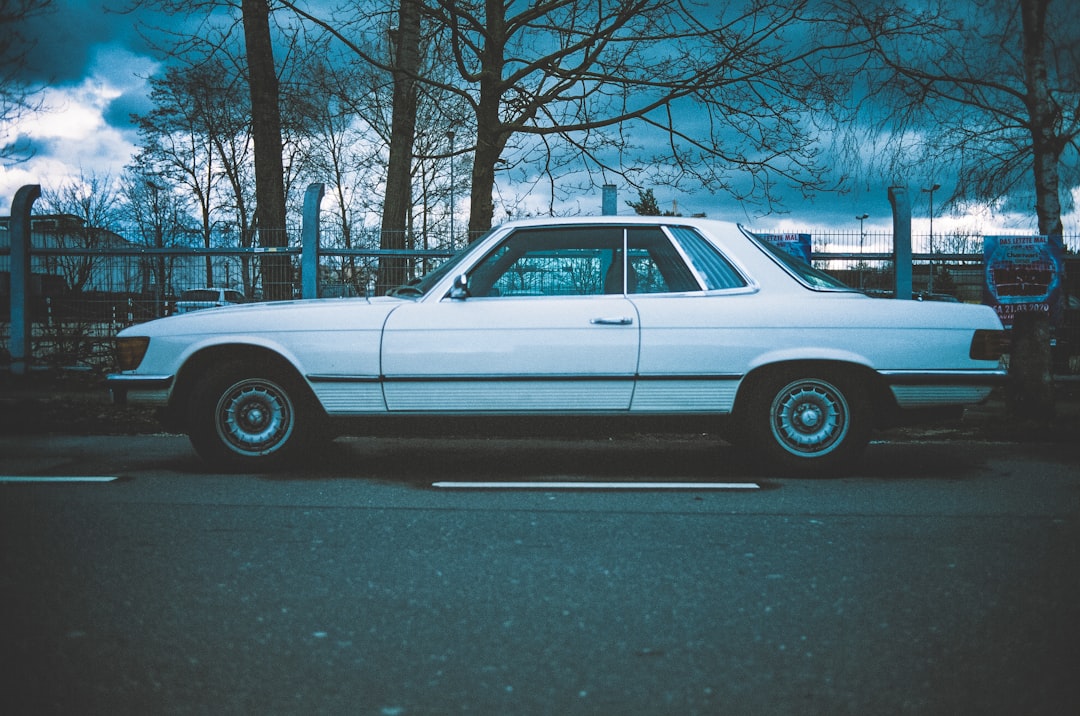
[432,481,759,490]
[0,476,119,483]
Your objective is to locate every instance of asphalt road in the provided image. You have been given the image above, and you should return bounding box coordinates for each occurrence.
[2,434,1078,715]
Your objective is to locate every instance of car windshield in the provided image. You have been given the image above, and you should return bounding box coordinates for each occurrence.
[742,228,855,291]
[386,228,497,298]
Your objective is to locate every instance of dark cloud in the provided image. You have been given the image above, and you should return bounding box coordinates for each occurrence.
[103,86,153,129]
[3,130,54,160]
[19,1,156,86]
[2,132,40,160]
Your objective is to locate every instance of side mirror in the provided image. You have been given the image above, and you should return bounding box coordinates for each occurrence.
[449,274,470,300]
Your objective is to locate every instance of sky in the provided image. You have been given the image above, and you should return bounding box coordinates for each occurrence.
[1,0,161,211]
[3,0,1077,239]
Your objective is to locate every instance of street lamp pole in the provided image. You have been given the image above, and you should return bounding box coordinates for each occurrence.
[446,130,455,249]
[855,213,869,289]
[921,183,940,294]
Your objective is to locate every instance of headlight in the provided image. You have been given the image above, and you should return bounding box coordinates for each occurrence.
[116,337,151,370]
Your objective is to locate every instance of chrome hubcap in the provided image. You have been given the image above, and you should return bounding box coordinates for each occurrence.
[771,379,849,457]
[216,379,294,456]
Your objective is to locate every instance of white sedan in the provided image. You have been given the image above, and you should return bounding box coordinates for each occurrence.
[108,217,1006,475]
[173,287,247,314]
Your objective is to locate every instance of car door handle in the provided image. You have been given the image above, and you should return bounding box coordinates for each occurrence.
[590,316,634,325]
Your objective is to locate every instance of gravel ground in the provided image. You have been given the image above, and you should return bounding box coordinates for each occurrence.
[1,367,1078,441]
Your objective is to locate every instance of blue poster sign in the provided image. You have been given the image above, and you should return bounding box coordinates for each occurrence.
[983,235,1064,328]
[760,233,812,263]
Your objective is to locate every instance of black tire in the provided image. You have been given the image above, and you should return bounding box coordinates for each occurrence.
[740,368,871,476]
[187,359,315,471]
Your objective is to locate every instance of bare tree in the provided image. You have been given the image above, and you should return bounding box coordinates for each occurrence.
[277,0,471,292]
[839,0,1079,420]
[286,0,860,238]
[39,171,123,292]
[137,63,222,287]
[133,55,263,295]
[411,101,468,252]
[378,0,422,293]
[130,0,297,298]
[289,48,387,293]
[121,163,197,313]
[841,0,1077,234]
[241,0,291,299]
[0,0,52,163]
[36,170,125,365]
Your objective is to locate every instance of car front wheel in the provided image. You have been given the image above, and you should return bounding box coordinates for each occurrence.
[742,369,871,476]
[187,360,313,471]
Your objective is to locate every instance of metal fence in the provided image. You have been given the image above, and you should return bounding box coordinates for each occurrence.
[2,218,1078,371]
[0,243,454,369]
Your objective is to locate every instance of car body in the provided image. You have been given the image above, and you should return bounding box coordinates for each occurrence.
[173,287,247,314]
[108,217,1006,474]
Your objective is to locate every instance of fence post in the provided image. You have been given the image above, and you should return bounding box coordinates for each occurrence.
[301,183,325,300]
[889,185,912,300]
[9,184,41,375]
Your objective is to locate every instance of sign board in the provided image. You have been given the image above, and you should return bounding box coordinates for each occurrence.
[759,233,812,263]
[983,235,1064,327]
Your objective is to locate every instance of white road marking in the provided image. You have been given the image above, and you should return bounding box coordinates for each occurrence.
[0,476,119,483]
[432,481,759,490]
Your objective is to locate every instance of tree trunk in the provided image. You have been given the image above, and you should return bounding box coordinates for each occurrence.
[1008,311,1056,421]
[376,0,422,294]
[1012,0,1062,422]
[467,110,506,238]
[241,0,291,301]
[466,0,508,239]
[202,212,213,287]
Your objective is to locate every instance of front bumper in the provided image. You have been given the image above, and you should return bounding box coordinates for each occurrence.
[107,374,174,406]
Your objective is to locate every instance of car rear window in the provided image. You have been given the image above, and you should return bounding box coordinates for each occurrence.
[744,229,854,291]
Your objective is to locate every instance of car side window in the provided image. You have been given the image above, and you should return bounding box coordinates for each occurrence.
[668,226,748,290]
[627,228,701,294]
[464,226,730,297]
[468,227,624,297]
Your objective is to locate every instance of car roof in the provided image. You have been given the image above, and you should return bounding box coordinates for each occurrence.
[490,216,739,231]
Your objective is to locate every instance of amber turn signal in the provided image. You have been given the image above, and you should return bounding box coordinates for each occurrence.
[116,337,150,371]
[969,329,1008,361]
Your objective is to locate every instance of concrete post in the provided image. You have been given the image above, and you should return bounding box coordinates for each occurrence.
[301,183,324,299]
[889,186,913,300]
[602,184,617,216]
[9,184,41,375]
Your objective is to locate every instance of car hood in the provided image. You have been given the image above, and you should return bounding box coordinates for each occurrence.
[120,296,405,337]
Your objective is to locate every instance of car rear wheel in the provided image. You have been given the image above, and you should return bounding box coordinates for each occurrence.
[187,359,314,471]
[741,368,871,476]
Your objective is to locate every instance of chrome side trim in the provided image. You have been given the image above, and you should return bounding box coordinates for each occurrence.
[881,369,1005,409]
[631,378,739,413]
[889,384,995,408]
[384,380,632,412]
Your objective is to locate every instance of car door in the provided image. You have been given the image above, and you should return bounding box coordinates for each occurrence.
[622,225,757,414]
[380,226,640,413]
